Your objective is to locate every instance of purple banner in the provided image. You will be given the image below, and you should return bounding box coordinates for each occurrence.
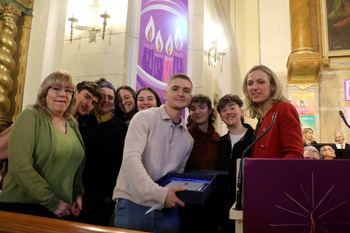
[137,0,188,104]
[244,158,350,233]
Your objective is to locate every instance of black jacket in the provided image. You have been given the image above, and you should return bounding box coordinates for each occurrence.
[215,123,254,233]
[216,123,255,207]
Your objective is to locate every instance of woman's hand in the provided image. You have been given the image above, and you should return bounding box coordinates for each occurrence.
[54,200,71,218]
[71,196,83,217]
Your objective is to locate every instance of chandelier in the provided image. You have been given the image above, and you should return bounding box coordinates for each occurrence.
[67,0,110,43]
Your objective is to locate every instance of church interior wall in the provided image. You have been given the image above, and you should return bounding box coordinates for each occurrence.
[16,0,350,142]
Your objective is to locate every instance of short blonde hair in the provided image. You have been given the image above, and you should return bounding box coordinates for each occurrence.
[242,65,289,119]
[302,128,315,143]
[167,73,193,89]
[32,71,77,120]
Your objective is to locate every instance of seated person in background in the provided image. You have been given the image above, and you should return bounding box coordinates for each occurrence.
[136,87,162,111]
[320,145,336,160]
[115,86,137,124]
[303,128,317,146]
[0,71,84,219]
[303,146,321,159]
[332,131,350,149]
[78,78,128,226]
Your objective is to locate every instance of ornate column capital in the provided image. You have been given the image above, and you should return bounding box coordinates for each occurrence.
[1,0,33,16]
[287,0,322,84]
[2,3,22,23]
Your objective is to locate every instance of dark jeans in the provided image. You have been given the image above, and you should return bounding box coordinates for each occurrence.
[114,198,181,233]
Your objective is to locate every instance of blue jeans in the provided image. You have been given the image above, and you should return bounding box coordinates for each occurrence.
[114,198,181,233]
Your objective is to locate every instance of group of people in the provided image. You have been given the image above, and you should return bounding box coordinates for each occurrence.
[0,65,305,233]
[302,128,350,160]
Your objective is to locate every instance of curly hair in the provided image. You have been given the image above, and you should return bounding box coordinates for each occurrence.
[186,94,215,127]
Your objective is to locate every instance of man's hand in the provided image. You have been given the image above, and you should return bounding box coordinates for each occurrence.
[164,186,186,208]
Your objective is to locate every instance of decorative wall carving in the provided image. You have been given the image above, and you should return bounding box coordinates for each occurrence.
[0,0,33,130]
[0,4,21,119]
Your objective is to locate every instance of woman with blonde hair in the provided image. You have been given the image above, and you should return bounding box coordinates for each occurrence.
[242,65,303,159]
[0,71,84,219]
[302,128,317,146]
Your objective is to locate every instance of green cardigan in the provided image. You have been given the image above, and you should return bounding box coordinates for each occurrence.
[0,108,85,213]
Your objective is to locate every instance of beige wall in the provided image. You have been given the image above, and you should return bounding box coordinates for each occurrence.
[320,69,350,143]
[23,0,68,108]
[62,0,129,88]
[232,0,292,128]
[21,0,350,142]
[234,0,259,82]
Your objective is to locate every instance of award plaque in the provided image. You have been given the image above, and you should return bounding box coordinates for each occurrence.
[157,171,226,205]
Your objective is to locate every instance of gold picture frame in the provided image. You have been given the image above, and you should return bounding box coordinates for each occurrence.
[321,0,350,57]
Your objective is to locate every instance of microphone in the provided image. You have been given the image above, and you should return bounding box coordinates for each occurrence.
[339,111,350,129]
[235,112,277,210]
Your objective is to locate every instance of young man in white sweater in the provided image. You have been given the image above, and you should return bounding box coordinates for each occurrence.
[113,73,194,233]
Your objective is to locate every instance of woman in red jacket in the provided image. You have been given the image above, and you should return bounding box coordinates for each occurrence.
[242,65,304,159]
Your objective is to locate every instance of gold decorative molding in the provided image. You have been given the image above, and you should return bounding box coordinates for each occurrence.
[288,83,319,90]
[2,4,21,22]
[0,4,21,119]
[13,13,31,122]
[287,52,322,84]
[323,56,329,67]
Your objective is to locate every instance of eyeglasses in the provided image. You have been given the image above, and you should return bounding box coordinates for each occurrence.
[324,148,334,152]
[50,86,75,96]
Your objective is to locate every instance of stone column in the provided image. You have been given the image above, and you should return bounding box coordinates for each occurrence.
[287,0,322,145]
[289,0,314,53]
[287,0,322,85]
[0,3,21,129]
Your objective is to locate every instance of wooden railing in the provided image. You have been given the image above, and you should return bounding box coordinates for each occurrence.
[0,210,148,233]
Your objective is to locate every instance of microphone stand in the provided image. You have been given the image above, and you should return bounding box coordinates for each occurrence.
[235,112,277,210]
[339,110,350,129]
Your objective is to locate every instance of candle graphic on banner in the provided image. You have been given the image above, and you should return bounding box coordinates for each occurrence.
[137,0,188,105]
[142,16,155,74]
[174,26,184,75]
[163,33,173,83]
[154,30,164,79]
